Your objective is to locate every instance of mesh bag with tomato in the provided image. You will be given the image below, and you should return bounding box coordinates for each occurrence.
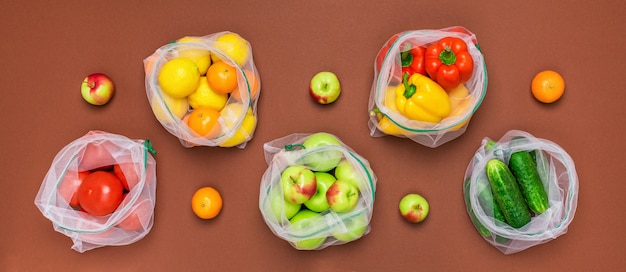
[259,132,377,250]
[463,130,579,254]
[368,26,487,148]
[34,131,157,253]
[144,31,260,148]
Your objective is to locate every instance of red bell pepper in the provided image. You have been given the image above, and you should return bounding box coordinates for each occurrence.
[375,33,401,72]
[400,43,426,77]
[425,37,474,90]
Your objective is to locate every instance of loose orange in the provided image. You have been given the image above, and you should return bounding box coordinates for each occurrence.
[191,187,223,219]
[207,61,238,94]
[230,69,260,102]
[531,70,565,103]
[186,107,221,138]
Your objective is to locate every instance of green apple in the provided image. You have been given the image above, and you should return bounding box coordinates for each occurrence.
[334,159,365,191]
[309,71,341,104]
[301,132,343,172]
[326,180,359,212]
[332,212,369,242]
[281,165,317,204]
[269,190,301,222]
[304,172,336,212]
[289,210,327,250]
[399,193,430,223]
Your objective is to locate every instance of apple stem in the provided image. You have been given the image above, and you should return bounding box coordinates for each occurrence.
[284,143,305,151]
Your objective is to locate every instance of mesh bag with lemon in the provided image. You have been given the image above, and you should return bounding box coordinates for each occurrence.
[144,32,260,148]
[368,26,487,148]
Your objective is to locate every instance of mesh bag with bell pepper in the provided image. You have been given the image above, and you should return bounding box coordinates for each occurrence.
[368,26,487,148]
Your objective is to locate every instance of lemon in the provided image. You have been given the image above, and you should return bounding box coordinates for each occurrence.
[219,103,257,147]
[151,91,190,124]
[187,77,228,111]
[177,37,211,75]
[158,58,200,98]
[212,33,250,66]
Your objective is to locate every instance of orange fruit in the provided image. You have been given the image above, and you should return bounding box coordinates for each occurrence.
[186,107,221,138]
[531,70,565,103]
[230,69,260,102]
[207,61,238,94]
[191,187,223,219]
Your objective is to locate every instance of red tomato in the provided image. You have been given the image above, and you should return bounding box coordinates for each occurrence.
[77,171,124,216]
[117,196,153,231]
[58,170,91,209]
[79,141,116,172]
[113,163,140,191]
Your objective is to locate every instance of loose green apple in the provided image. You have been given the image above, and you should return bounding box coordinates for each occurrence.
[301,132,343,172]
[399,193,430,223]
[269,190,301,222]
[280,165,317,204]
[331,212,369,242]
[304,172,336,212]
[289,210,327,250]
[326,179,359,212]
[309,71,341,104]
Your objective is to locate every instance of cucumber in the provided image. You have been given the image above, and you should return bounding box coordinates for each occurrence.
[476,178,507,224]
[463,178,492,238]
[509,151,550,214]
[485,159,531,228]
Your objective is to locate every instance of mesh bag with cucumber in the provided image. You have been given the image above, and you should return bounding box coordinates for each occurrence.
[463,130,579,255]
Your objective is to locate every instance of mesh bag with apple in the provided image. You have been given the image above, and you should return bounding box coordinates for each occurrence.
[368,26,487,148]
[34,131,157,253]
[463,130,579,255]
[144,31,260,148]
[259,132,377,250]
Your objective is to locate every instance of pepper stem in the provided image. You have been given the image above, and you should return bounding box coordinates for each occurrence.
[400,43,413,67]
[402,72,416,98]
[439,46,457,65]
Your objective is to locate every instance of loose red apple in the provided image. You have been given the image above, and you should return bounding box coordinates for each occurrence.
[81,73,115,105]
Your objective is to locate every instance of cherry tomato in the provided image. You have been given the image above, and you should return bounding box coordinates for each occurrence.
[77,171,124,216]
[58,170,90,209]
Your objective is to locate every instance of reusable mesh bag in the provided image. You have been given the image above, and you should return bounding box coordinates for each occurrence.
[259,133,377,250]
[368,26,487,148]
[463,130,578,254]
[34,131,157,253]
[144,31,260,148]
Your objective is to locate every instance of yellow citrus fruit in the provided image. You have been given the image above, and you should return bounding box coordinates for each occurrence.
[158,58,200,99]
[219,103,257,147]
[191,186,223,219]
[150,91,189,124]
[211,33,250,66]
[187,77,228,111]
[177,37,211,76]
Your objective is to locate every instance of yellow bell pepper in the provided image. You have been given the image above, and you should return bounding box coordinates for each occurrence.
[371,85,413,135]
[395,72,450,123]
[446,84,472,131]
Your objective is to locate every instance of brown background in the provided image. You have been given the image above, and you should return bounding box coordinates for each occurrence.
[1,0,624,271]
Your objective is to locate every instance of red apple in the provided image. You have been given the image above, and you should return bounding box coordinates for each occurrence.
[58,170,90,209]
[81,73,115,105]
